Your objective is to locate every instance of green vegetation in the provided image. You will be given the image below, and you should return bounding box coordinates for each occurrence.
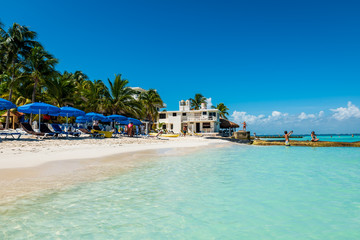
[212,103,229,119]
[0,21,163,127]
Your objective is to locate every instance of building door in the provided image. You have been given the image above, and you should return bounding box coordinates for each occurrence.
[196,123,200,133]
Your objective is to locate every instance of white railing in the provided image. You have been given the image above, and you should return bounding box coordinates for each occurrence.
[185,116,216,121]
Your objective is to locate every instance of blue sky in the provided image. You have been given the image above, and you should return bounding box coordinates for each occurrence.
[2,0,360,134]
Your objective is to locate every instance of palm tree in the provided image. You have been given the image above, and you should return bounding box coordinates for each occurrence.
[189,93,206,110]
[104,74,141,116]
[212,103,229,119]
[44,71,76,107]
[139,89,163,123]
[25,46,58,103]
[0,23,39,128]
[80,79,108,112]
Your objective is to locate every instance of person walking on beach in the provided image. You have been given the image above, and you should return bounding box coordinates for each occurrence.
[183,125,187,137]
[311,131,319,142]
[284,130,293,146]
[242,121,247,131]
[127,122,134,137]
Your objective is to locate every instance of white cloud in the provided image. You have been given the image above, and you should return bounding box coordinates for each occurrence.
[298,111,324,120]
[231,110,288,124]
[298,112,316,120]
[330,101,360,120]
[205,98,212,108]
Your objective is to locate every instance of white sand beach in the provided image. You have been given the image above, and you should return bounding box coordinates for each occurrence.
[0,136,229,203]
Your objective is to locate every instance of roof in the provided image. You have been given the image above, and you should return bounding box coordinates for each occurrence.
[220,118,239,128]
[1,111,24,117]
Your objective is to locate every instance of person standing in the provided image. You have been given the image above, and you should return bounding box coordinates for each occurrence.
[242,121,247,131]
[183,126,187,137]
[284,130,293,146]
[128,122,134,137]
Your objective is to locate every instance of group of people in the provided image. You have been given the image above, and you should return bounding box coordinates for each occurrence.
[92,120,144,137]
[284,130,319,146]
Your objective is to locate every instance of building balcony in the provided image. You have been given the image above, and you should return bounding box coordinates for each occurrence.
[183,116,218,122]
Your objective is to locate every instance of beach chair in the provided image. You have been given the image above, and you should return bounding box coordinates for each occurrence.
[78,128,105,138]
[51,124,81,138]
[0,130,22,140]
[40,124,59,138]
[20,123,54,139]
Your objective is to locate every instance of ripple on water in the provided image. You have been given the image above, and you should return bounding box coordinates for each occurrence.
[1,145,360,239]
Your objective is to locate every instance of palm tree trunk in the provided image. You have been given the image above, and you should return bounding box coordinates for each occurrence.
[30,77,38,124]
[5,88,13,129]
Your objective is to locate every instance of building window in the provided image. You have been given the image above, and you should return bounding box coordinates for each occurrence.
[182,113,186,116]
[159,113,166,119]
[209,112,217,117]
[162,124,167,129]
[170,124,173,129]
[203,122,211,128]
[202,112,207,115]
[172,113,177,117]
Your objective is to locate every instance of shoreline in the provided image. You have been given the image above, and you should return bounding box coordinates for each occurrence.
[253,139,360,147]
[0,137,231,204]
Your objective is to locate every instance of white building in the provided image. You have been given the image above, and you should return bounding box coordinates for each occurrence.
[156,100,220,134]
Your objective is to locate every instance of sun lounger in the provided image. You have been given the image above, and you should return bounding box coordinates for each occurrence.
[40,124,59,138]
[0,131,22,140]
[79,128,105,138]
[51,124,81,138]
[21,123,55,139]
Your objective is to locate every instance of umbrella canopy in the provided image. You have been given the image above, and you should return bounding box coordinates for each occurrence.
[18,102,60,115]
[85,112,108,121]
[18,102,60,131]
[75,116,88,123]
[107,114,127,121]
[55,106,85,117]
[127,118,142,126]
[0,98,17,110]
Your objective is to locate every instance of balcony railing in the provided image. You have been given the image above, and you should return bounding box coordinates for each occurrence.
[184,116,217,122]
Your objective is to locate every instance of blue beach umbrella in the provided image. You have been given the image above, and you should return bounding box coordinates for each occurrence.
[107,114,127,128]
[58,106,85,117]
[85,112,108,121]
[75,116,88,124]
[50,106,86,125]
[127,118,142,126]
[107,114,127,122]
[0,98,17,110]
[18,102,60,130]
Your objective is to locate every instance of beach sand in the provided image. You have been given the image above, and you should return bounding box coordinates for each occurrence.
[0,136,229,204]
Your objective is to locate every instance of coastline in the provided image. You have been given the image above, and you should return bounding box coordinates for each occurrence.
[0,137,230,204]
[253,139,360,147]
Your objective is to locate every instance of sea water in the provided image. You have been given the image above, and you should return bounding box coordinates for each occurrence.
[1,145,360,239]
[261,135,360,142]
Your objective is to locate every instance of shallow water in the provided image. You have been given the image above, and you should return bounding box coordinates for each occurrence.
[1,145,360,239]
[261,135,360,142]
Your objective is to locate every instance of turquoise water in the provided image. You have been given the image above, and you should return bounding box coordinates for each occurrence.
[261,135,360,142]
[1,145,360,239]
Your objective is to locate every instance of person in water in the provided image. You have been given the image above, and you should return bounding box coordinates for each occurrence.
[242,121,247,131]
[284,130,293,146]
[311,131,319,142]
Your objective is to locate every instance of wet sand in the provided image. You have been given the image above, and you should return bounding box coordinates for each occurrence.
[0,137,230,204]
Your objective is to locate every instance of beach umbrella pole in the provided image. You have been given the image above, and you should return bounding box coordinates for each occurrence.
[39,109,41,131]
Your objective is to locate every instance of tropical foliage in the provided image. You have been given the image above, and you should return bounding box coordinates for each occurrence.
[0,22,163,128]
[189,93,206,110]
[212,103,229,119]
